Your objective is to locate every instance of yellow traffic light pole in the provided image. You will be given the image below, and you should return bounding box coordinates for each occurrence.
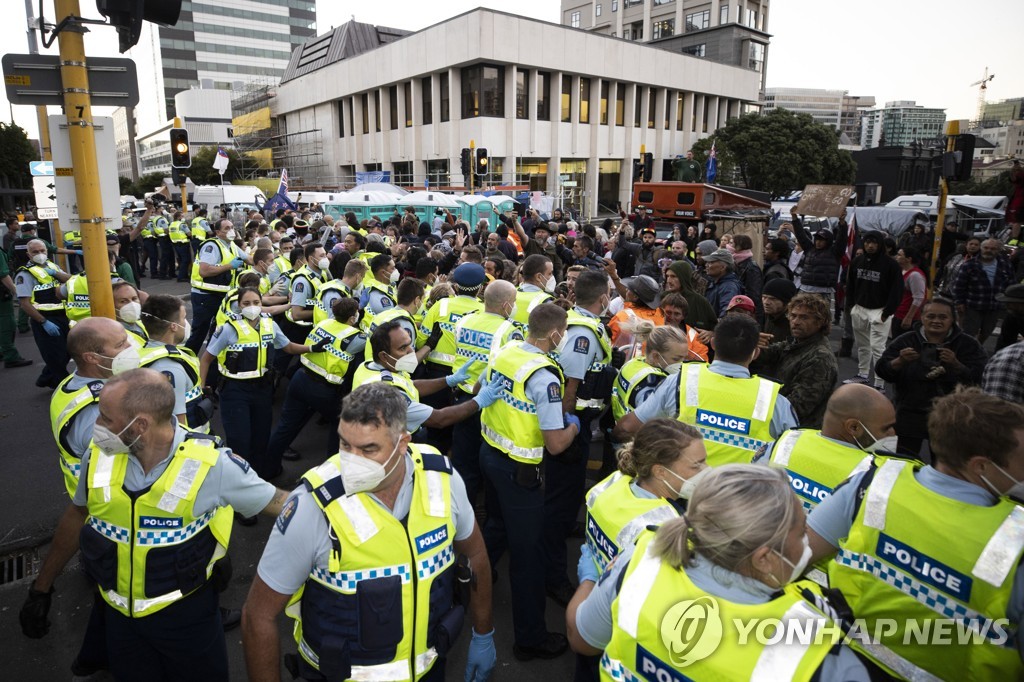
[469,139,475,194]
[53,0,113,319]
[927,121,958,297]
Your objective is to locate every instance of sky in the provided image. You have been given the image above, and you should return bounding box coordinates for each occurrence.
[2,0,1022,139]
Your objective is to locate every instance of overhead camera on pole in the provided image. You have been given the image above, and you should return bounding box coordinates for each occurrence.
[95,0,183,53]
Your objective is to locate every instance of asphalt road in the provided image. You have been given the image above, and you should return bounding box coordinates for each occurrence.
[0,277,976,681]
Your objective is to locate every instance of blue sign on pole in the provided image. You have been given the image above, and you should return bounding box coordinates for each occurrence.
[30,161,54,176]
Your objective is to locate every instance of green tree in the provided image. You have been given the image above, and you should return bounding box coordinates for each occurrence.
[0,122,37,191]
[694,109,857,198]
[132,172,166,198]
[119,175,136,196]
[949,170,1013,198]
[187,146,244,185]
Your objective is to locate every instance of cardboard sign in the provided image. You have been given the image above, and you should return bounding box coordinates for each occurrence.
[795,185,854,218]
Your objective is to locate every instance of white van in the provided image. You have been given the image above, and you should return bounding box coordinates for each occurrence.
[193,185,268,212]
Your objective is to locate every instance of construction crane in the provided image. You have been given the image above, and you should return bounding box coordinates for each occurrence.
[971,67,995,123]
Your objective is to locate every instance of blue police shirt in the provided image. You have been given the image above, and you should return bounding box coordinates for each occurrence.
[557,307,602,381]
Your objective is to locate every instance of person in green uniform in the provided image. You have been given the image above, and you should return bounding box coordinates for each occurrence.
[0,247,31,368]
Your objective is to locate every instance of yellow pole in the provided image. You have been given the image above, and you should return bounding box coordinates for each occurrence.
[927,121,959,298]
[469,139,475,195]
[54,0,112,318]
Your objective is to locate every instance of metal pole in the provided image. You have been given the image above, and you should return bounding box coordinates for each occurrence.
[469,139,475,195]
[54,0,113,318]
[927,122,958,297]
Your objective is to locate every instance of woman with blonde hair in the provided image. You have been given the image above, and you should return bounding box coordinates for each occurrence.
[611,321,690,421]
[568,464,872,681]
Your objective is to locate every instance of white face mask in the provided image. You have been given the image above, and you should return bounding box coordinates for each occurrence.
[96,345,142,375]
[858,422,899,455]
[118,301,142,324]
[387,350,418,374]
[317,257,331,271]
[981,463,1024,503]
[660,464,710,500]
[663,362,683,375]
[180,320,192,343]
[552,330,569,355]
[92,416,140,456]
[390,269,401,284]
[544,275,556,292]
[224,229,237,241]
[241,305,262,321]
[31,253,48,265]
[338,439,403,495]
[774,534,812,585]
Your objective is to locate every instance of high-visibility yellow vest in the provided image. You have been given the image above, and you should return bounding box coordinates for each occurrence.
[452,311,523,394]
[362,307,417,361]
[418,295,483,369]
[285,445,457,680]
[285,265,328,326]
[611,356,667,421]
[829,460,1024,681]
[272,254,292,281]
[150,216,168,238]
[190,238,236,293]
[480,342,563,465]
[563,308,613,411]
[168,220,189,243]
[190,216,208,240]
[64,273,93,323]
[768,429,873,513]
[312,280,353,326]
[676,363,781,466]
[18,262,65,313]
[138,343,209,433]
[602,532,838,682]
[79,434,233,618]
[49,374,106,499]
[216,314,276,380]
[351,360,419,402]
[584,472,678,574]
[511,287,554,331]
[300,320,363,385]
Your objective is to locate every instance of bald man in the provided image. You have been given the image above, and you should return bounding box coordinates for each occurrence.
[758,383,899,513]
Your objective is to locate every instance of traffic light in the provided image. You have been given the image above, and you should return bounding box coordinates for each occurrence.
[96,0,183,53]
[953,134,976,182]
[460,148,472,179]
[633,159,644,181]
[475,148,489,176]
[642,152,654,182]
[169,128,191,169]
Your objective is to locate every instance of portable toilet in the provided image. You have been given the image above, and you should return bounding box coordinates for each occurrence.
[456,194,492,226]
[396,191,461,224]
[326,190,401,224]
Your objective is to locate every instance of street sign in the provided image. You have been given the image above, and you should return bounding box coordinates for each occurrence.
[29,160,53,176]
[49,115,121,232]
[33,175,57,219]
[562,181,578,187]
[795,185,855,218]
[2,54,139,107]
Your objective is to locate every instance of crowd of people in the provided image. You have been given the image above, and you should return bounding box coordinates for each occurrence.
[8,194,1024,682]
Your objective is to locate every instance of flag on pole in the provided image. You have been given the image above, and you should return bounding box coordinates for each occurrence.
[263,169,297,213]
[705,143,717,184]
[212,147,230,173]
[841,212,856,268]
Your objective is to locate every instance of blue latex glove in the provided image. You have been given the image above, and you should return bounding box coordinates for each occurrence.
[44,268,58,276]
[578,543,599,584]
[564,412,581,433]
[464,628,496,682]
[74,250,84,256]
[472,374,503,410]
[447,360,476,388]
[229,257,245,270]
[41,320,60,337]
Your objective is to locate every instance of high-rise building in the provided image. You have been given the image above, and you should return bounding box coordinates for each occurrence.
[840,94,875,145]
[982,97,1024,126]
[113,107,140,182]
[560,0,770,90]
[859,101,946,148]
[129,0,317,134]
[762,88,845,129]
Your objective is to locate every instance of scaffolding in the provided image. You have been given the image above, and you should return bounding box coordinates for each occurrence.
[230,77,282,182]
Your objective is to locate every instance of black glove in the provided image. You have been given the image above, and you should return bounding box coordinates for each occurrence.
[611,347,626,370]
[20,585,52,639]
[311,338,330,353]
[425,323,443,349]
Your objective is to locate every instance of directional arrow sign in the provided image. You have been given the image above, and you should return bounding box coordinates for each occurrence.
[29,160,53,176]
[33,175,58,213]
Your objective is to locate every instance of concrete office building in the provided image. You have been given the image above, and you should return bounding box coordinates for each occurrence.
[273,9,763,216]
[982,120,1024,158]
[136,88,235,176]
[763,88,845,129]
[860,100,946,149]
[128,0,317,134]
[981,97,1024,126]
[113,107,140,182]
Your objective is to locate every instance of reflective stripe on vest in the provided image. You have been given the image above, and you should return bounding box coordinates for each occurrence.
[768,429,874,512]
[453,312,522,393]
[300,320,361,384]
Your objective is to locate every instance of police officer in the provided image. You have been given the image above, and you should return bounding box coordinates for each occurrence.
[313,258,366,325]
[16,239,71,388]
[610,323,690,421]
[569,465,871,681]
[199,287,327,480]
[264,297,366,474]
[450,279,523,504]
[152,206,174,279]
[808,386,1024,679]
[111,281,150,347]
[613,314,798,466]
[353,320,499,434]
[241,383,497,682]
[191,207,210,254]
[363,253,399,318]
[268,236,294,284]
[545,270,614,606]
[139,199,159,277]
[279,242,331,375]
[140,294,214,433]
[479,303,580,660]
[187,218,251,353]
[512,254,555,330]
[168,210,193,282]
[759,383,899,513]
[363,277,428,361]
[21,368,293,680]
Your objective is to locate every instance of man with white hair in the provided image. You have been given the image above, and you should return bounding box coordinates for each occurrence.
[15,238,71,387]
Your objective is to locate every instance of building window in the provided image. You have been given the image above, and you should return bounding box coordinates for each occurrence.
[537,71,550,120]
[461,64,505,118]
[421,76,433,125]
[374,90,381,132]
[361,93,369,133]
[652,18,674,39]
[404,82,412,127]
[664,90,671,129]
[676,91,684,130]
[338,100,345,138]
[634,86,642,127]
[685,10,709,31]
[682,44,706,57]
[615,82,625,126]
[516,69,528,119]
[570,11,580,28]
[749,42,765,71]
[653,0,672,4]
[624,0,642,7]
[389,85,399,130]
[440,72,450,122]
[719,3,729,24]
[648,88,657,128]
[600,80,609,124]
[596,3,602,16]
[611,0,617,11]
[580,77,591,124]
[560,75,572,122]
[747,9,758,28]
